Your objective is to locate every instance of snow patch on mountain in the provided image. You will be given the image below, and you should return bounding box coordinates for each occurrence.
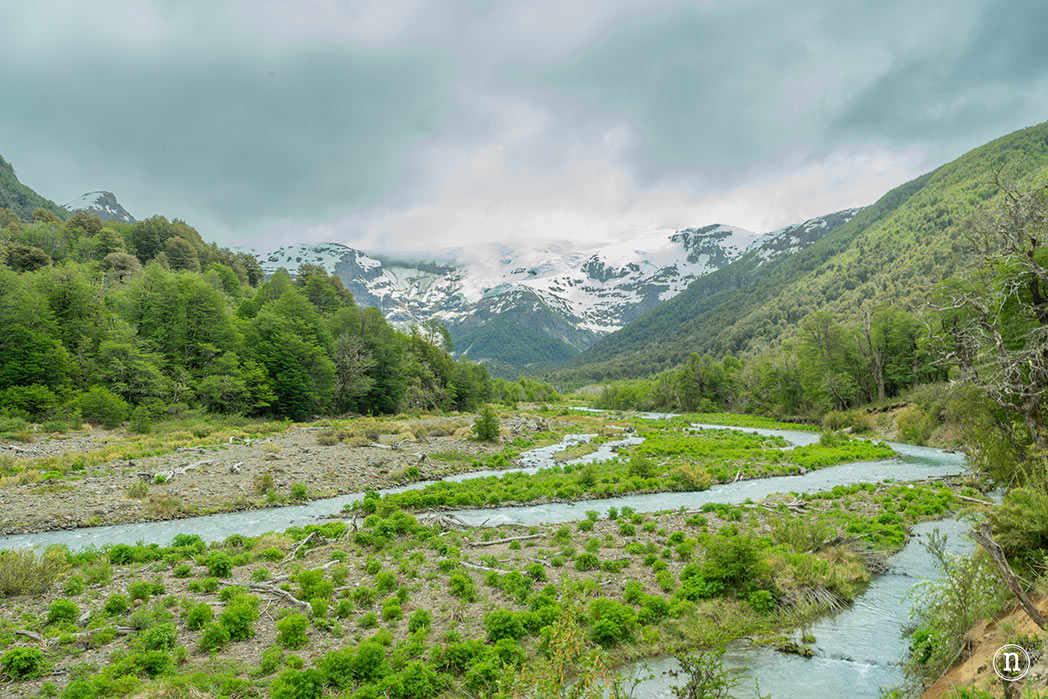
[64,191,135,223]
[258,223,763,337]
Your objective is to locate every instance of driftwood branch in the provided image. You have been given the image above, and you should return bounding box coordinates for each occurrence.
[970,523,1048,630]
[954,494,994,506]
[282,531,325,562]
[249,583,313,614]
[468,533,544,547]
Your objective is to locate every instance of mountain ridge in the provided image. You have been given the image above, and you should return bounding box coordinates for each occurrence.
[253,213,859,373]
[547,120,1048,386]
[0,156,69,221]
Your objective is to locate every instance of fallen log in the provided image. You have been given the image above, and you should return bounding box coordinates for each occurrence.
[249,583,313,614]
[468,533,544,547]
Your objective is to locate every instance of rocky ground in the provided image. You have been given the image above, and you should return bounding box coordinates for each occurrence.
[0,415,562,536]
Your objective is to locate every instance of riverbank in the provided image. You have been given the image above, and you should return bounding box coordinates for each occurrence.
[0,478,973,698]
[0,413,566,535]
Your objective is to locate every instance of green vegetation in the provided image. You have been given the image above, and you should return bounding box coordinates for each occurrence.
[550,122,1048,387]
[472,404,500,441]
[0,207,494,435]
[0,479,958,697]
[0,155,68,221]
[350,426,893,513]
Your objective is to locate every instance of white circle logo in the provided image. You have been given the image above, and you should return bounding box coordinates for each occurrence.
[993,644,1031,682]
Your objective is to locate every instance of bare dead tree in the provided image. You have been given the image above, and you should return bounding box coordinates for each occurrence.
[930,174,1048,454]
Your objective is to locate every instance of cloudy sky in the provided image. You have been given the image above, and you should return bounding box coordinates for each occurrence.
[1,1,1047,254]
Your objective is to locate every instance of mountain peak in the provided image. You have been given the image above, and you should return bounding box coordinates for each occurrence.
[64,191,135,224]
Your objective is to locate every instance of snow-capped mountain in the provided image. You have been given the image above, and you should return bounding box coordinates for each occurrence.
[64,191,135,223]
[255,209,861,371]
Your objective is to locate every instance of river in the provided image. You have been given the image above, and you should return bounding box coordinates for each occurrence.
[0,417,971,697]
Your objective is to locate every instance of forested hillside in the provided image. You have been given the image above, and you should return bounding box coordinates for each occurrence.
[0,197,492,429]
[0,156,68,222]
[549,121,1048,385]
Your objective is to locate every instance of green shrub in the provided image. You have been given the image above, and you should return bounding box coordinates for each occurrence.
[219,596,258,640]
[47,598,79,625]
[205,551,233,578]
[748,589,777,615]
[484,610,525,642]
[187,577,220,593]
[136,622,177,651]
[379,661,443,699]
[448,573,476,601]
[381,598,402,621]
[360,612,379,629]
[77,386,128,428]
[822,410,851,431]
[276,613,310,650]
[588,599,636,648]
[127,580,154,602]
[62,574,86,596]
[198,623,230,653]
[574,553,600,571]
[290,483,308,500]
[0,549,66,597]
[407,609,431,633]
[374,570,397,593]
[135,649,173,677]
[896,406,936,445]
[2,646,46,679]
[173,563,192,578]
[186,603,213,630]
[270,668,326,699]
[103,594,131,616]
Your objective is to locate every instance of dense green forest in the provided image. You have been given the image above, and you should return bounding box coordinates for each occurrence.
[0,207,494,427]
[547,121,1048,386]
[593,305,948,421]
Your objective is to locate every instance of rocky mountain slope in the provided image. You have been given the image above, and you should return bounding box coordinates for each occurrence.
[257,214,858,373]
[64,191,136,223]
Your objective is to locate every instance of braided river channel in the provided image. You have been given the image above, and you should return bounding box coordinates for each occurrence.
[0,417,973,697]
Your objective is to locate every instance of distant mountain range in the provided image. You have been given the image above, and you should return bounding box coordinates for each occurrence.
[254,210,861,373]
[547,121,1048,386]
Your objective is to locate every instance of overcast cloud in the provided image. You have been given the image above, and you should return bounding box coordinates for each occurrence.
[1,0,1046,253]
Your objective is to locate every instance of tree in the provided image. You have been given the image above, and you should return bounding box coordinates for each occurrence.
[5,245,51,272]
[92,228,126,258]
[935,179,1048,459]
[102,252,141,280]
[797,312,862,410]
[163,236,200,271]
[31,208,61,224]
[246,310,334,419]
[66,211,103,236]
[473,405,500,441]
[128,216,174,262]
[332,333,376,414]
[0,207,20,230]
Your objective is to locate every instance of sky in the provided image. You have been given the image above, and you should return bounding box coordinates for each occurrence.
[1,0,1047,255]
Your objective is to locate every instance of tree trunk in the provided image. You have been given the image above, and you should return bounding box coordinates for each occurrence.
[969,523,1048,630]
